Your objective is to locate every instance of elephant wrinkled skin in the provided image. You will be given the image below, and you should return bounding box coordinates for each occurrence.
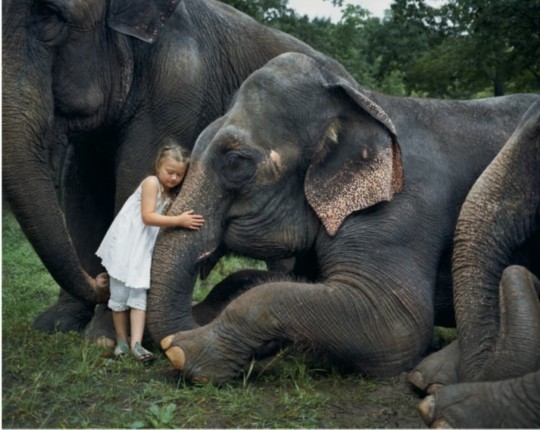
[146,52,540,383]
[411,100,540,428]
[2,0,315,338]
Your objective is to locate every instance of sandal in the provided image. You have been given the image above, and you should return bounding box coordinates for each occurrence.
[132,342,155,365]
[114,339,130,358]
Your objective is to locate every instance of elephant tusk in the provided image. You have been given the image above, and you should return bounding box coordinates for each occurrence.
[197,247,217,262]
[165,345,186,370]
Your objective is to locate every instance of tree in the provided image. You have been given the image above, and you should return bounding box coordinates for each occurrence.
[448,0,540,95]
[220,0,539,97]
[384,0,540,97]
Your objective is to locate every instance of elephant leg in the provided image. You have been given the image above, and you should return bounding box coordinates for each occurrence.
[407,340,460,394]
[33,289,96,333]
[84,304,116,348]
[33,140,115,333]
[192,269,287,326]
[162,281,432,383]
[418,370,540,428]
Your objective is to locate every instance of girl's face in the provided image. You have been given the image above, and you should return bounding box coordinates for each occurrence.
[157,157,188,190]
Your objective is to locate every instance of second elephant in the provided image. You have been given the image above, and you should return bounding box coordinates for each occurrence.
[148,52,539,383]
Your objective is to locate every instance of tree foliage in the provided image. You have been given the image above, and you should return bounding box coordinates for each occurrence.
[220,0,539,98]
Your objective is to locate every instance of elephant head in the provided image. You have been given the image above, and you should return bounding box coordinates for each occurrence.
[147,52,403,341]
[2,0,178,304]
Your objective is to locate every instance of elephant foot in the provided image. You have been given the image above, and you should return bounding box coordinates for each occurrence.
[408,340,459,394]
[418,372,540,428]
[161,324,248,384]
[84,304,116,348]
[474,266,540,381]
[33,295,96,334]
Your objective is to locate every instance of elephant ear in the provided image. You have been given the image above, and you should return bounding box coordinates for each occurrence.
[305,79,404,236]
[108,0,180,43]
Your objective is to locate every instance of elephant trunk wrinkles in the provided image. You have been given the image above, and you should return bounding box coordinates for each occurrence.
[147,167,222,343]
[453,112,540,380]
[2,27,103,304]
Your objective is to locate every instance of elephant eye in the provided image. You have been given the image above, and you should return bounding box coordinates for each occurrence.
[32,3,68,45]
[220,151,257,191]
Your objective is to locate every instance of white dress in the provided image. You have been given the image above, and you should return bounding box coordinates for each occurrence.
[96,176,170,289]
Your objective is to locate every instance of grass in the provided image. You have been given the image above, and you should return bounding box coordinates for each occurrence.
[2,208,453,428]
[2,208,328,428]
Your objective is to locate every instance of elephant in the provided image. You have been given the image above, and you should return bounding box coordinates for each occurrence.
[409,100,540,427]
[145,51,540,383]
[2,0,317,337]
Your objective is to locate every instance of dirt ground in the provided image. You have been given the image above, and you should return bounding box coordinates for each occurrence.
[313,372,425,428]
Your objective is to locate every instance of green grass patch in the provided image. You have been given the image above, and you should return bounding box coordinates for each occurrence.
[2,208,447,428]
[2,209,330,428]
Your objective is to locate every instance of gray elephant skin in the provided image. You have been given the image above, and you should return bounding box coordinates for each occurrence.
[411,100,540,427]
[2,0,315,336]
[146,52,540,383]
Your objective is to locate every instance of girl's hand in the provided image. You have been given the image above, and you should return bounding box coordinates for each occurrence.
[177,210,205,230]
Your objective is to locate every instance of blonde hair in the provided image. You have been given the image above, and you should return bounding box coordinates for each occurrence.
[154,144,190,172]
[154,144,190,199]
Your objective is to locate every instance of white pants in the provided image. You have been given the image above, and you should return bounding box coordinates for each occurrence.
[108,276,148,312]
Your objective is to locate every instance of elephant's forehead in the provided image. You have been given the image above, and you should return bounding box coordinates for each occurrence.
[266,52,319,76]
[243,58,319,98]
[235,71,321,124]
[65,0,106,24]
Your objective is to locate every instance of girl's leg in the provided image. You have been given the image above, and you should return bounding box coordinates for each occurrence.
[129,309,146,348]
[108,277,131,356]
[112,310,130,342]
[127,288,154,363]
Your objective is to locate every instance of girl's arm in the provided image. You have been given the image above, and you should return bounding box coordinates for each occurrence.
[141,177,204,229]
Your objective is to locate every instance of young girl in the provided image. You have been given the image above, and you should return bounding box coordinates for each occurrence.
[96,144,204,364]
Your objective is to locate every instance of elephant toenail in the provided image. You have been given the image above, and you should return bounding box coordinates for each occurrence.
[161,334,174,350]
[433,418,451,429]
[191,375,209,384]
[165,346,186,370]
[96,336,115,349]
[407,370,424,389]
[418,395,435,422]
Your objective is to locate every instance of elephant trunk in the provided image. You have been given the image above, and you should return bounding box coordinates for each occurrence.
[2,21,105,304]
[147,165,222,343]
[453,104,540,380]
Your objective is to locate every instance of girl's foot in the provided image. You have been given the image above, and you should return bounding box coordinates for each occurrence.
[132,342,155,365]
[114,339,130,358]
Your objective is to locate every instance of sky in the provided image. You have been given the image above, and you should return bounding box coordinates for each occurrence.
[287,0,441,21]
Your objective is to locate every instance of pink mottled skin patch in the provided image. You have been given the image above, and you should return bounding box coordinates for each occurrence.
[305,148,398,236]
[259,149,284,183]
